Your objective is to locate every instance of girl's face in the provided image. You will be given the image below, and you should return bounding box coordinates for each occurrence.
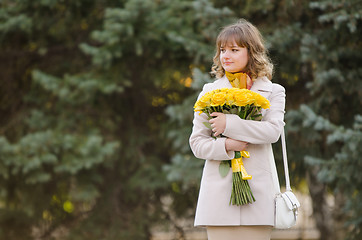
[220,39,249,73]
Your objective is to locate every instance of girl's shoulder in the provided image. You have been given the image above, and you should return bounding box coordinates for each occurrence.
[272,82,285,93]
[202,76,229,92]
[196,77,229,100]
[254,76,285,93]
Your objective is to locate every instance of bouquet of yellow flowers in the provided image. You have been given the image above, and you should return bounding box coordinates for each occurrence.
[194,87,270,205]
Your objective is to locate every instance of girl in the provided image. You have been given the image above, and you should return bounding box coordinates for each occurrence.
[189,19,285,240]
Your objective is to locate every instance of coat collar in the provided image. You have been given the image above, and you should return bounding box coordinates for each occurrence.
[250,76,273,92]
[219,75,273,92]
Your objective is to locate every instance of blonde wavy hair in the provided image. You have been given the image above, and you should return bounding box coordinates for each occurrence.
[211,19,273,80]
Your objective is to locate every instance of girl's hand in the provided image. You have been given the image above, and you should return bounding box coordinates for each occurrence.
[225,138,249,152]
[209,112,226,137]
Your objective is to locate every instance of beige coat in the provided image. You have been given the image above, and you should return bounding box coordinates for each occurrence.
[189,76,285,227]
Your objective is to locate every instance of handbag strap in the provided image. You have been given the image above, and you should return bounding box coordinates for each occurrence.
[281,128,292,192]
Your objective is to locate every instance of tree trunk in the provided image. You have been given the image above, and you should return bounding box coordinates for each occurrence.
[332,191,348,240]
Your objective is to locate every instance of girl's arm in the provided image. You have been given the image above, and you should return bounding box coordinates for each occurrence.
[223,84,286,144]
[189,86,235,161]
[189,112,235,160]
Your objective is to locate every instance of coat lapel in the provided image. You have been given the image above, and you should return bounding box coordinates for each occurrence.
[250,76,273,99]
[215,76,233,89]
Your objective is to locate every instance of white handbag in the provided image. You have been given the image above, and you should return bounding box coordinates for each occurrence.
[274,128,301,229]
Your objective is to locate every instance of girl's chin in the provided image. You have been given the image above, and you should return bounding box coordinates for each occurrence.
[224,68,242,73]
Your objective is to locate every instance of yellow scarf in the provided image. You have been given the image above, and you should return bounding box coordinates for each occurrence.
[225,71,249,89]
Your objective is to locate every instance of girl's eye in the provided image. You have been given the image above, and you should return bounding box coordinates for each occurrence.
[220,48,226,53]
[232,49,239,52]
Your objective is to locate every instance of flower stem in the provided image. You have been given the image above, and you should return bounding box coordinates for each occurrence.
[230,172,255,206]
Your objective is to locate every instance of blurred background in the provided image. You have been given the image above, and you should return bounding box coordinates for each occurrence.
[0,0,361,239]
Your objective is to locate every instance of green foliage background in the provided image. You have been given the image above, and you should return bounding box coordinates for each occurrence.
[0,0,361,239]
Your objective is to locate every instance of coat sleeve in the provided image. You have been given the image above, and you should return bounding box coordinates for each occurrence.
[189,85,235,161]
[222,84,286,144]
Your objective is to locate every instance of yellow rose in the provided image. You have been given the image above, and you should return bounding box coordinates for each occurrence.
[194,102,205,113]
[198,92,212,106]
[225,89,236,105]
[262,101,271,109]
[194,92,212,112]
[253,93,270,109]
[243,90,254,105]
[233,89,253,106]
[253,94,262,107]
[211,91,227,106]
[194,99,207,109]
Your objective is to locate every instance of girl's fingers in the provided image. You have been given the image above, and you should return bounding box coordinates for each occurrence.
[210,112,222,117]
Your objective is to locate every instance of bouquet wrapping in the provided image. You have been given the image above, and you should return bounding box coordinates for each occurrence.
[194,87,270,205]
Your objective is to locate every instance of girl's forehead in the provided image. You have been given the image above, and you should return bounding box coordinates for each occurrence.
[221,39,239,47]
[220,39,244,48]
[219,34,246,48]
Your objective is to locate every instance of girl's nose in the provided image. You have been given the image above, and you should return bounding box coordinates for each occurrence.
[222,51,230,59]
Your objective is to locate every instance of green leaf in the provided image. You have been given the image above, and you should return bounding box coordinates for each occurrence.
[234,151,241,159]
[202,121,212,129]
[219,161,230,178]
